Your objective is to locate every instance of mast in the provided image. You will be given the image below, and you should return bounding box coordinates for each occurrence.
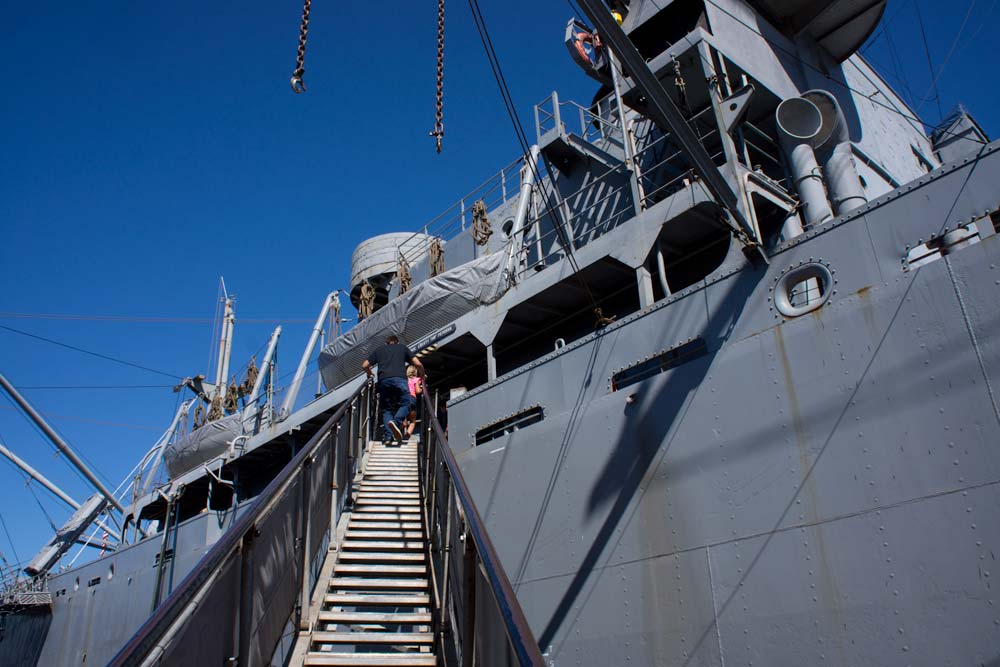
[281,292,338,418]
[214,296,235,398]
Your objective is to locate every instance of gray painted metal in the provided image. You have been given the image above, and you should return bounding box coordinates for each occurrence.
[6,2,1000,666]
[576,0,764,261]
[0,372,125,514]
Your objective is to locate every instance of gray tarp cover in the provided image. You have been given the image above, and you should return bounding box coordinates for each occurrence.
[164,412,243,478]
[319,251,508,390]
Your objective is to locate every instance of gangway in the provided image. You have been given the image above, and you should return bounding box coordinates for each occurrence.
[109,381,544,667]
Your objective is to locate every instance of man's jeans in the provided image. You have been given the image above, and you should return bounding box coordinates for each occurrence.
[377,377,415,440]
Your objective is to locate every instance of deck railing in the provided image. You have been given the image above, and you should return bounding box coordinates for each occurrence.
[419,389,545,667]
[109,379,377,667]
[109,376,543,667]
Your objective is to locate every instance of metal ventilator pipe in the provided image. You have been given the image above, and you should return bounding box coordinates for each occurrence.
[775,96,834,229]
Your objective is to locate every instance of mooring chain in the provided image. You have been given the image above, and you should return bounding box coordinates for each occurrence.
[290,0,312,93]
[429,0,445,152]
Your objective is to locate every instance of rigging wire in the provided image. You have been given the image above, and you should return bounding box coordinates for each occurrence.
[25,482,58,532]
[0,509,20,565]
[0,312,310,324]
[16,384,175,391]
[0,324,181,380]
[962,0,998,46]
[913,0,944,120]
[915,0,978,116]
[0,402,161,433]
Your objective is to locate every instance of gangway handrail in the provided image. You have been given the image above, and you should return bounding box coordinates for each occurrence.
[419,389,545,666]
[109,379,373,667]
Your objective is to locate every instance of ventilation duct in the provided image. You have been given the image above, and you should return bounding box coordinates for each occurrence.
[801,89,867,215]
[775,96,833,228]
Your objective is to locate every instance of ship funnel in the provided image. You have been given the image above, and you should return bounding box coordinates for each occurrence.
[801,90,867,215]
[776,97,833,228]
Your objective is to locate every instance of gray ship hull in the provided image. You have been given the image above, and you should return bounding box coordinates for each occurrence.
[447,142,1000,665]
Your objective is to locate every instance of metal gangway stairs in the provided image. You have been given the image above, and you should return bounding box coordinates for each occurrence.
[294,440,434,665]
[110,381,544,667]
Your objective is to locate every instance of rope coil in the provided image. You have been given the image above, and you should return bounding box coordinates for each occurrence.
[471,199,492,246]
[358,280,376,320]
[429,239,446,276]
[398,255,413,294]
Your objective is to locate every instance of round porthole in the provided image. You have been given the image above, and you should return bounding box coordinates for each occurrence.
[772,261,834,318]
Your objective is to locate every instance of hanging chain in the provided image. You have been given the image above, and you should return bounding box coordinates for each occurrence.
[290,0,312,93]
[429,0,445,152]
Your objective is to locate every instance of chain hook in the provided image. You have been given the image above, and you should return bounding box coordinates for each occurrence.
[290,69,306,94]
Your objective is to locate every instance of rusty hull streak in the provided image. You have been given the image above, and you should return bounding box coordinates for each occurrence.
[773,324,848,663]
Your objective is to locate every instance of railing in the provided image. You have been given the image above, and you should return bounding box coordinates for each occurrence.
[109,379,378,667]
[396,158,526,267]
[534,90,624,147]
[420,389,545,667]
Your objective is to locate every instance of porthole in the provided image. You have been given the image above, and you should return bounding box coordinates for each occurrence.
[772,262,834,318]
[502,219,515,237]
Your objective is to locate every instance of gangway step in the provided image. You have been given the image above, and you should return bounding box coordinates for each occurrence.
[334,564,427,576]
[350,506,421,514]
[347,521,423,530]
[338,552,426,563]
[329,578,429,590]
[344,531,424,540]
[341,541,424,551]
[324,593,430,606]
[318,611,432,625]
[346,512,421,521]
[303,653,436,666]
[311,632,434,645]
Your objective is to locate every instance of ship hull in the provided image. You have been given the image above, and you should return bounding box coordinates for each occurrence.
[449,143,1000,665]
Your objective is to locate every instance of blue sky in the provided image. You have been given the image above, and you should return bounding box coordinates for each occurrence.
[0,0,996,570]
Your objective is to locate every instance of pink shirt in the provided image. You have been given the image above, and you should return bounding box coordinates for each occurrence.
[408,377,422,397]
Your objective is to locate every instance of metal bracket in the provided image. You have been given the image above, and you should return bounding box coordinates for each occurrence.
[720,84,755,133]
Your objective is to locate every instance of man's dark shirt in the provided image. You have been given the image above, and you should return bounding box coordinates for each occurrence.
[368,343,414,381]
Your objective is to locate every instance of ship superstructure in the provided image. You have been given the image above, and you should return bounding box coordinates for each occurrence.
[2,0,1000,665]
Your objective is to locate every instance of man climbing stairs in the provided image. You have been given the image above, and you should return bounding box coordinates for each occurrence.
[297,440,436,666]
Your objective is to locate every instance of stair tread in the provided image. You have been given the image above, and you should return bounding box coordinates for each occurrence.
[311,632,434,644]
[348,522,423,529]
[334,564,427,575]
[350,512,420,523]
[345,531,424,539]
[342,541,424,551]
[304,653,435,666]
[330,578,428,589]
[352,505,420,511]
[355,499,420,506]
[318,611,432,624]
[324,593,430,605]
[338,552,426,562]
